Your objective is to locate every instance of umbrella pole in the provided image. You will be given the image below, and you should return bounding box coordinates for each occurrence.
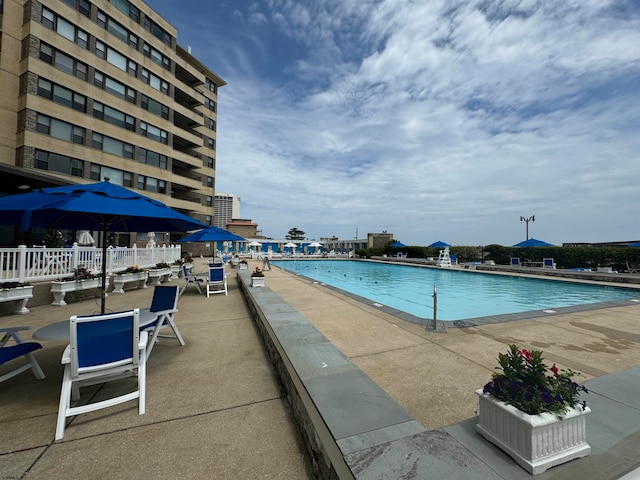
[101,226,108,314]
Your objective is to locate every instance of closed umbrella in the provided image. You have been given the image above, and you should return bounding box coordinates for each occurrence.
[0,180,206,313]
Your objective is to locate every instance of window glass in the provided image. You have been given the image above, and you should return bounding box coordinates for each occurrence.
[108,19,128,43]
[53,85,72,108]
[50,118,72,141]
[107,48,127,71]
[57,17,75,41]
[55,52,74,74]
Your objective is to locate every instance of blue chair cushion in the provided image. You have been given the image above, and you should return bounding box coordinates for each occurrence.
[0,342,42,364]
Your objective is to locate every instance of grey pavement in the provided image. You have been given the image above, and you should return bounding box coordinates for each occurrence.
[2,258,640,479]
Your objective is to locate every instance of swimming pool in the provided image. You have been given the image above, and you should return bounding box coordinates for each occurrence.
[271,260,640,321]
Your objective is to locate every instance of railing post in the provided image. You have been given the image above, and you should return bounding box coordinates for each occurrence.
[132,244,138,267]
[70,242,79,271]
[18,244,27,283]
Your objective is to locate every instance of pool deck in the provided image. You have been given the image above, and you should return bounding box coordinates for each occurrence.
[2,258,640,479]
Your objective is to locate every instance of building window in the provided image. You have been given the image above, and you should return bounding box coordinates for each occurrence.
[144,16,172,46]
[94,70,137,104]
[93,101,135,130]
[206,196,212,207]
[109,0,139,23]
[205,78,217,93]
[37,78,87,113]
[95,40,106,59]
[41,7,89,50]
[207,118,216,130]
[207,138,215,150]
[143,42,170,70]
[207,157,214,169]
[36,114,85,144]
[138,175,166,193]
[141,94,169,119]
[91,164,133,186]
[62,0,90,17]
[91,132,134,159]
[207,176,213,187]
[35,150,84,177]
[204,97,216,112]
[142,69,169,95]
[138,148,167,169]
[140,122,168,144]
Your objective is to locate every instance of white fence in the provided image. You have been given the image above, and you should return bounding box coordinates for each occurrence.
[0,244,182,284]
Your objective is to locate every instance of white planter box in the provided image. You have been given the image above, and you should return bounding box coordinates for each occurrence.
[147,268,172,286]
[112,271,149,294]
[251,276,265,287]
[170,265,182,279]
[238,263,249,270]
[50,278,101,306]
[0,286,34,314]
[475,389,590,475]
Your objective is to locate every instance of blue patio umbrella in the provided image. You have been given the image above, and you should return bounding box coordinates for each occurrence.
[629,242,640,247]
[389,241,406,247]
[177,225,245,243]
[0,180,206,313]
[513,238,554,247]
[428,240,450,248]
[177,225,246,256]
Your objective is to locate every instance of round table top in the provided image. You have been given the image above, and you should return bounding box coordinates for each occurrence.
[32,310,156,341]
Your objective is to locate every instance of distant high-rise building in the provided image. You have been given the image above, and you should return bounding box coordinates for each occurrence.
[0,0,225,244]
[213,193,240,228]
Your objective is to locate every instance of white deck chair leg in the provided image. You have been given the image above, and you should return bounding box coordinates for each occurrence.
[56,366,72,440]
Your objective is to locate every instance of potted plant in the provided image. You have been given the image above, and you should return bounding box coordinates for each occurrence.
[476,345,590,475]
[112,265,148,294]
[51,267,100,306]
[171,259,184,278]
[238,259,249,270]
[250,267,265,287]
[147,262,172,285]
[0,281,33,314]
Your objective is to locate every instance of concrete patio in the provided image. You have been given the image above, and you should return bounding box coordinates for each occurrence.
[2,257,640,479]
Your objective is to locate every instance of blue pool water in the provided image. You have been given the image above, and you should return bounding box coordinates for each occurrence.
[272,260,640,321]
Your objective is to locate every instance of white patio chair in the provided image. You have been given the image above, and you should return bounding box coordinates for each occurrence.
[55,309,147,440]
[140,285,184,359]
[0,326,45,383]
[180,264,203,295]
[206,265,228,297]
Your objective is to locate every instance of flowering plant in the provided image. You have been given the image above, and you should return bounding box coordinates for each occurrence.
[0,281,30,290]
[482,344,588,415]
[154,262,171,269]
[61,266,97,281]
[251,267,264,277]
[117,265,146,275]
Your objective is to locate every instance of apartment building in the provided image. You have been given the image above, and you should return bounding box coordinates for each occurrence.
[0,0,225,244]
[213,192,240,229]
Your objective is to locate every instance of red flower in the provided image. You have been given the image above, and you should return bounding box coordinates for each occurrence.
[550,364,559,376]
[518,349,533,363]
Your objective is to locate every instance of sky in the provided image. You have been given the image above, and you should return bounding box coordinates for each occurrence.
[146,0,640,246]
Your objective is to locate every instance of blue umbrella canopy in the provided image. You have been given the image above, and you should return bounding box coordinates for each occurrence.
[629,242,640,247]
[513,238,554,247]
[389,241,406,247]
[428,240,450,248]
[177,225,245,243]
[0,180,206,313]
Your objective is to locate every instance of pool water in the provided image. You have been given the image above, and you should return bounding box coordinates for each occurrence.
[272,260,640,321]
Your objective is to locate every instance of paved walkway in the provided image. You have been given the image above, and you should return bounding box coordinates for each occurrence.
[2,258,640,479]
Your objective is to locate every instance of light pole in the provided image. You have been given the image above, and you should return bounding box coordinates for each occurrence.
[520,215,535,240]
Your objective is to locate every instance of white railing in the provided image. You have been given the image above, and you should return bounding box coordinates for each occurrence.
[0,244,182,283]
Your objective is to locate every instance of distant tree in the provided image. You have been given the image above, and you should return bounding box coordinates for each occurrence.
[285,227,306,240]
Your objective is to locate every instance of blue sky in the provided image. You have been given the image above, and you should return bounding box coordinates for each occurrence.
[147,0,640,246]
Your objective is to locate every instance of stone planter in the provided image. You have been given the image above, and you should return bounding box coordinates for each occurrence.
[50,278,101,306]
[238,263,249,271]
[251,276,265,287]
[0,286,34,314]
[475,389,590,475]
[147,268,172,286]
[171,265,182,279]
[112,271,149,294]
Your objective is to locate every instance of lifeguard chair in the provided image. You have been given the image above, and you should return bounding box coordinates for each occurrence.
[438,247,452,268]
